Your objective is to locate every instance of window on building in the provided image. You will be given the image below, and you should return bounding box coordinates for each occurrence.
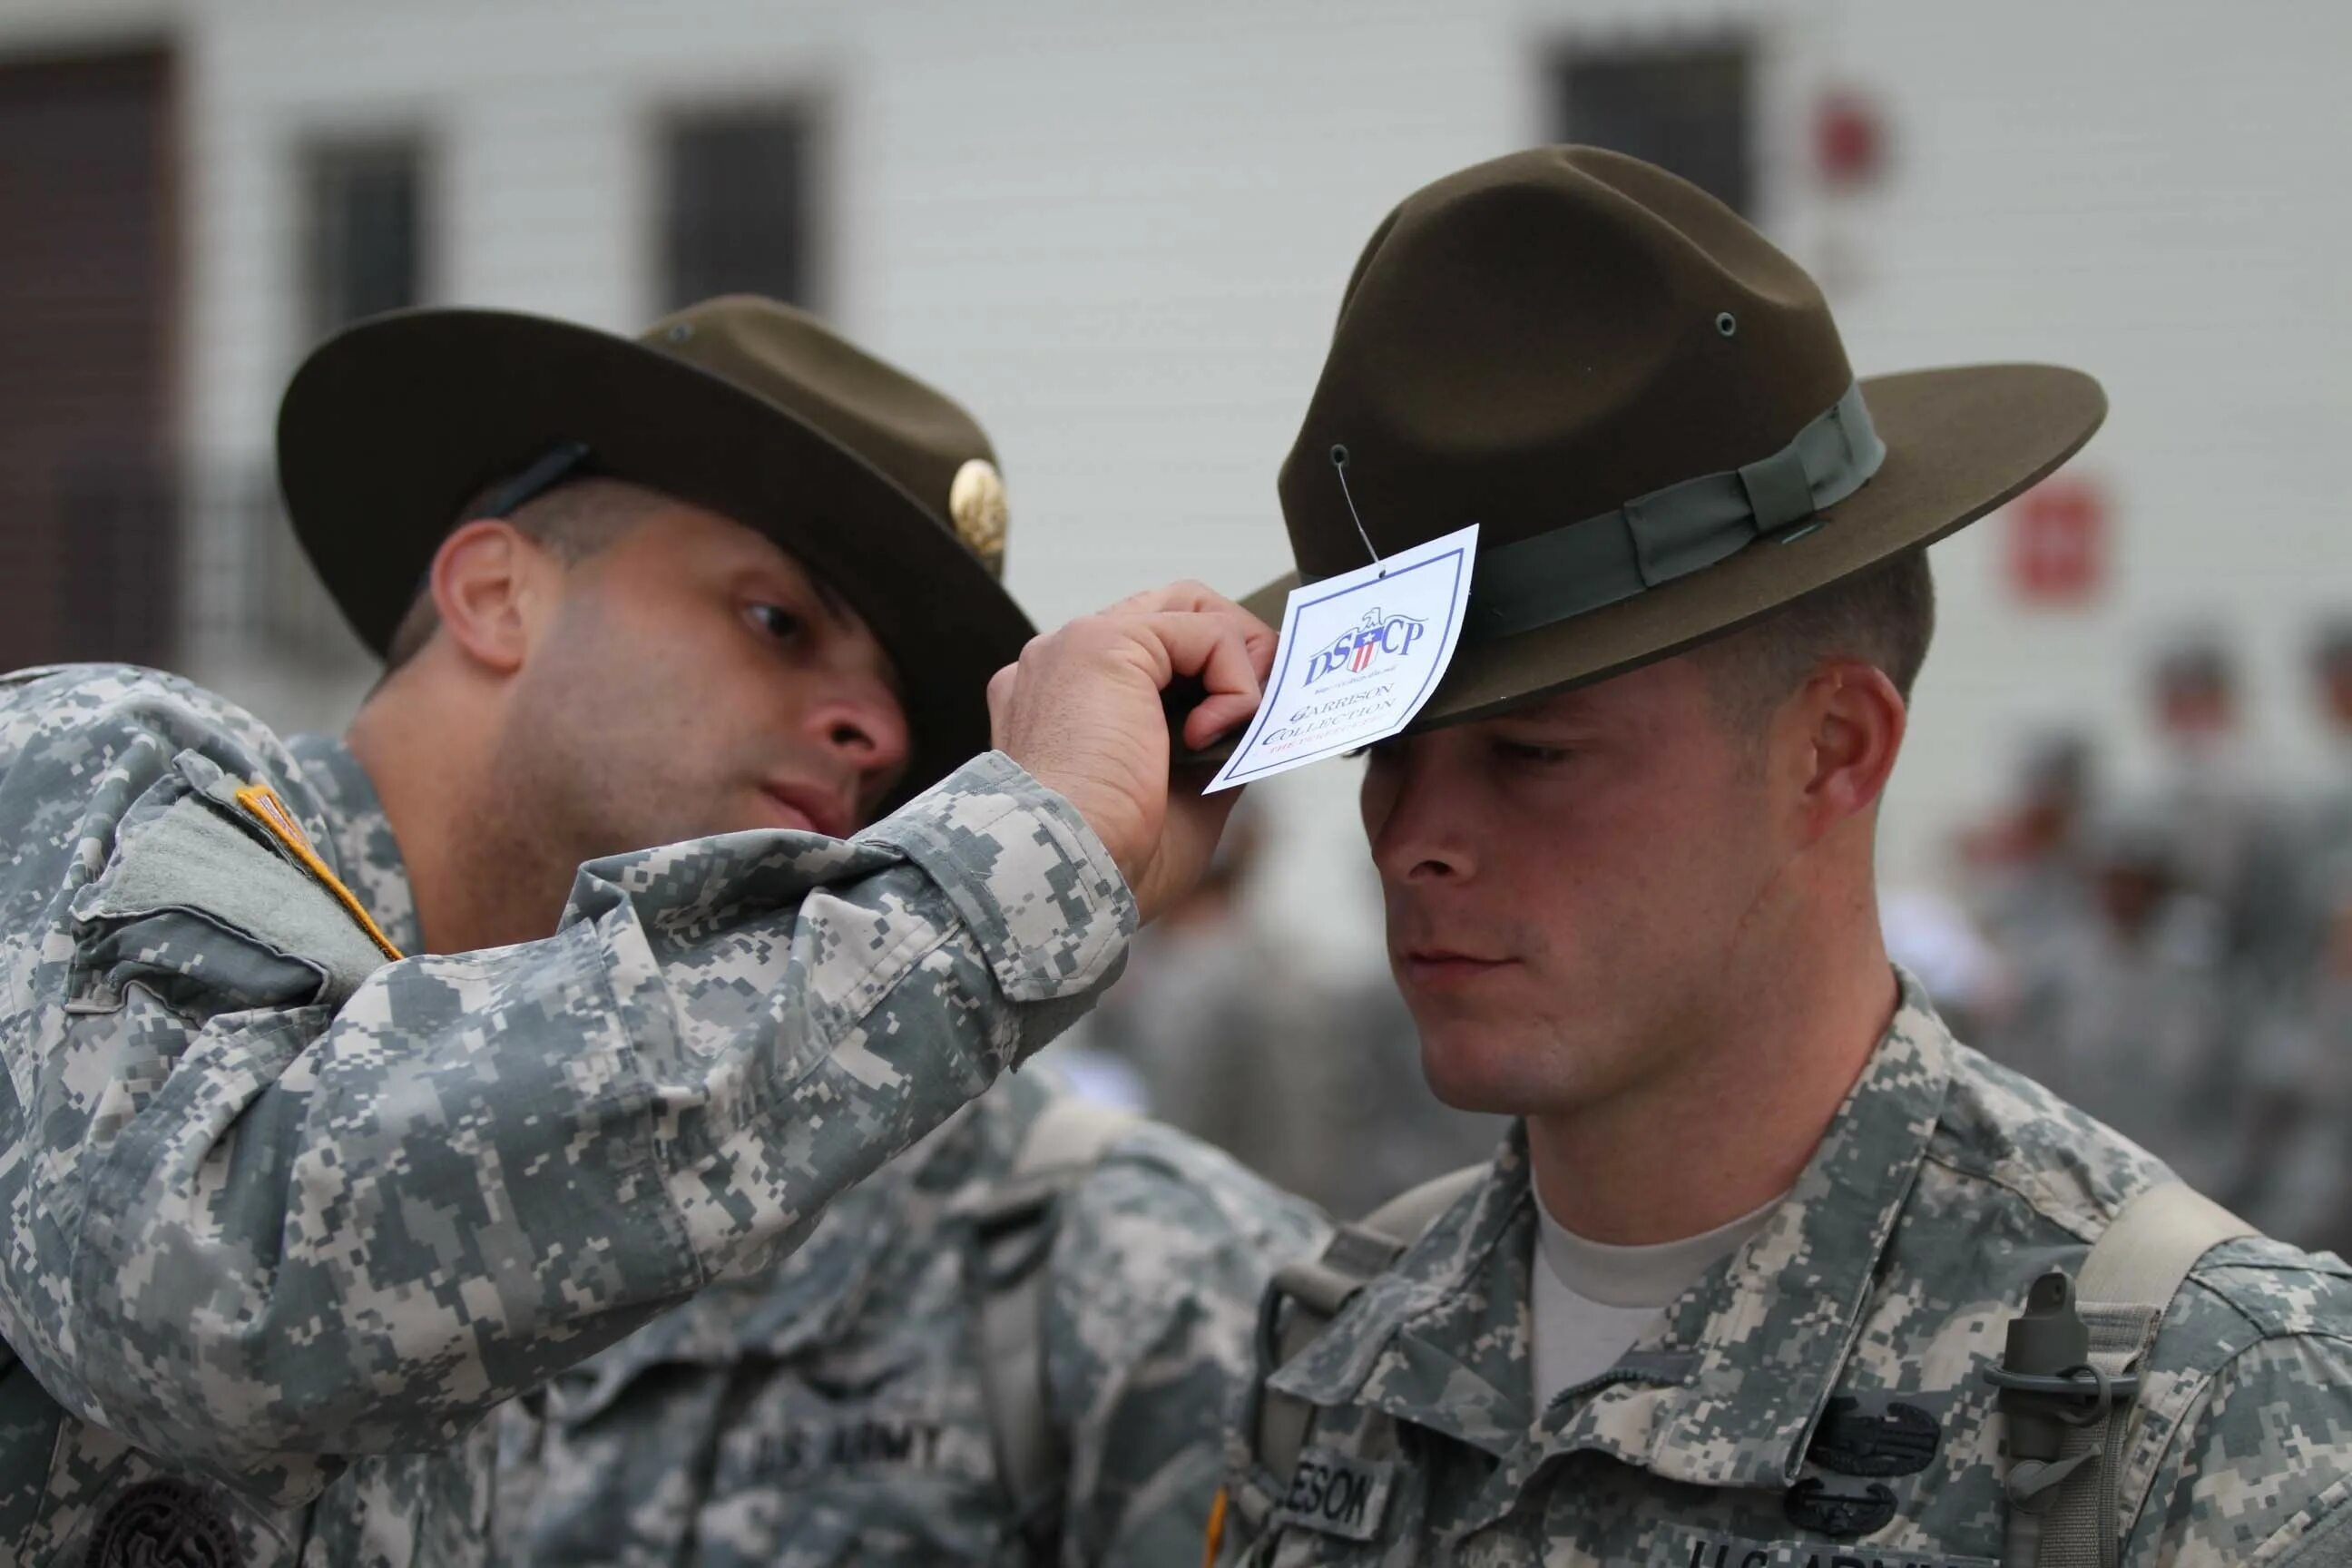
[1553,36,1755,218]
[230,133,429,671]
[301,136,426,343]
[661,106,813,310]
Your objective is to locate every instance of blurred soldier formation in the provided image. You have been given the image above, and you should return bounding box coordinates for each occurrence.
[1949,626,2352,1259]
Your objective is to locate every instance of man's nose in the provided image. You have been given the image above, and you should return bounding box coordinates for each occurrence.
[807,679,911,779]
[1364,740,1477,884]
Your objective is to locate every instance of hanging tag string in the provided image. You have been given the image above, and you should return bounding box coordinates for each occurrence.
[1329,445,1386,578]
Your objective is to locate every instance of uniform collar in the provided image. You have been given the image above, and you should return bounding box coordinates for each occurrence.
[1269,972,1956,1501]
[286,732,426,957]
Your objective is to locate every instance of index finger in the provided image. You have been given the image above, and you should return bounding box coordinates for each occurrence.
[1104,580,1256,622]
[1132,610,1275,748]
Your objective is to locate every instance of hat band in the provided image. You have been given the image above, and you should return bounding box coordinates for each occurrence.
[1465,379,1886,640]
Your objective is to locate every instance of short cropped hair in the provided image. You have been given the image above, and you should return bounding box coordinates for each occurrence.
[381,479,661,671]
[1700,550,1936,734]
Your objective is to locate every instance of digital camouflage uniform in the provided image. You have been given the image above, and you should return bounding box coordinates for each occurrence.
[495,1065,1328,1566]
[1212,975,2352,1567]
[0,662,1136,1566]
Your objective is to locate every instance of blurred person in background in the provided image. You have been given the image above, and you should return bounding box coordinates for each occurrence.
[1073,806,1503,1215]
[2145,630,2302,982]
[2237,847,2352,1257]
[1054,807,1290,1147]
[1955,729,2095,962]
[2231,621,2352,1253]
[0,294,1318,1567]
[1997,802,2247,1201]
[2287,621,2352,973]
[1926,730,2100,1049]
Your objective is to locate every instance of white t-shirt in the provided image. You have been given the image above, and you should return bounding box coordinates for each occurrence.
[1530,1186,1786,1413]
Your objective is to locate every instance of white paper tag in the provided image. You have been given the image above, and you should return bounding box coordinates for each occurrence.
[1207,524,1478,791]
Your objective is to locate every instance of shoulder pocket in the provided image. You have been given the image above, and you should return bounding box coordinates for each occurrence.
[71,757,397,1013]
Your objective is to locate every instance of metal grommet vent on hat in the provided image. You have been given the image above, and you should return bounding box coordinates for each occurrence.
[84,1479,242,1568]
[948,457,1009,572]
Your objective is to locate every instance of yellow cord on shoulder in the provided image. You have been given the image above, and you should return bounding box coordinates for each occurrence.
[1201,1486,1229,1568]
[234,783,404,961]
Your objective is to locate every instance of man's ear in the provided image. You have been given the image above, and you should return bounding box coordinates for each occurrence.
[427,519,553,675]
[1786,660,1907,846]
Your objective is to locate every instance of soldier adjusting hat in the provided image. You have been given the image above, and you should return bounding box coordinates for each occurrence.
[278,295,1031,799]
[1238,146,2106,733]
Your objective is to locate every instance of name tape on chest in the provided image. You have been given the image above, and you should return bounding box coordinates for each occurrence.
[740,1416,949,1480]
[1671,1534,1994,1568]
[1269,1446,1394,1543]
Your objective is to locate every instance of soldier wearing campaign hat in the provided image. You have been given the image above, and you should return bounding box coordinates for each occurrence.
[1200,148,2352,1567]
[0,295,1306,1565]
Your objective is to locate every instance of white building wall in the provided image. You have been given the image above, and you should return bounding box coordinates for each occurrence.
[4,0,2347,974]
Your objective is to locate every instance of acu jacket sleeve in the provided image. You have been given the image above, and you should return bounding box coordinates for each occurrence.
[0,666,1132,1505]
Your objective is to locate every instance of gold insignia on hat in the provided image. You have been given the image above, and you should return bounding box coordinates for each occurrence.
[948,457,1008,573]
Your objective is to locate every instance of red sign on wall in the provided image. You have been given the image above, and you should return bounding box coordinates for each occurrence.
[1815,90,1887,190]
[2007,475,2108,604]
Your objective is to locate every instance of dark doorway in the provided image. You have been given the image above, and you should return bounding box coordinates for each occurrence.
[0,44,178,671]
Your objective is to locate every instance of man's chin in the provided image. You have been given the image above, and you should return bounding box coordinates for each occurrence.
[1415,1028,1548,1116]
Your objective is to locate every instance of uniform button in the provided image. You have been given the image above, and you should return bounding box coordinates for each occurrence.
[84,1478,241,1568]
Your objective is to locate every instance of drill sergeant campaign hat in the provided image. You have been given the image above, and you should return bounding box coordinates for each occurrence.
[1220,145,2107,739]
[278,295,1032,800]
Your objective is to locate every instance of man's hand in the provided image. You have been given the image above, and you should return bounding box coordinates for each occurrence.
[988,583,1275,923]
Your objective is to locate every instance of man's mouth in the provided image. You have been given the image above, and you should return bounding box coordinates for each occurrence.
[1397,946,1517,987]
[760,781,853,839]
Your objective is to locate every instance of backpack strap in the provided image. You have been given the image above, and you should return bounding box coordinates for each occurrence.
[967,1095,1142,1554]
[1250,1165,1486,1485]
[2076,1181,2250,1303]
[1989,1181,2254,1568]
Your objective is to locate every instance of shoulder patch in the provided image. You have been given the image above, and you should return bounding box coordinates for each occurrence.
[81,779,401,1004]
[234,781,403,961]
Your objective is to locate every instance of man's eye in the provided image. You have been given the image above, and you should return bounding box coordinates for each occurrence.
[1497,740,1570,766]
[748,603,804,642]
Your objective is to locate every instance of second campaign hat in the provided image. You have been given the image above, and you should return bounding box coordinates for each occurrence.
[278,296,1033,799]
[1243,145,2107,730]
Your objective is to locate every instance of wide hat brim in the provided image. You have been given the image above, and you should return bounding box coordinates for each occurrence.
[1192,361,2102,761]
[279,308,1034,801]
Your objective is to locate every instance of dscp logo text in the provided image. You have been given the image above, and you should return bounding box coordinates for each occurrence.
[1303,608,1426,686]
